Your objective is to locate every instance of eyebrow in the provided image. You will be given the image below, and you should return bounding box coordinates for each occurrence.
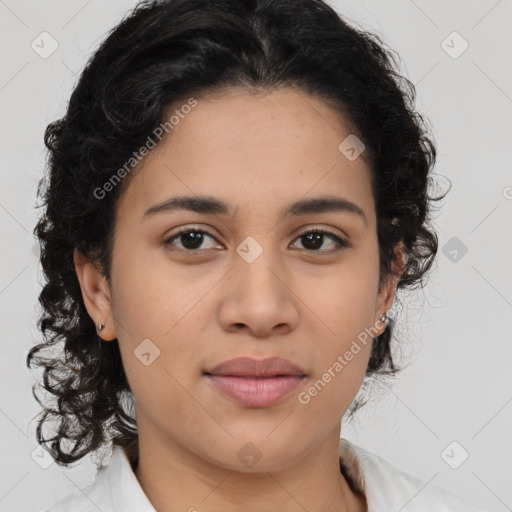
[143,195,367,225]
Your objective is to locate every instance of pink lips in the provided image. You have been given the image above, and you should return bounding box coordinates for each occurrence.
[204,356,306,407]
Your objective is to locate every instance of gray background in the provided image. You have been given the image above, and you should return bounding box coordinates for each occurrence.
[0,0,511,510]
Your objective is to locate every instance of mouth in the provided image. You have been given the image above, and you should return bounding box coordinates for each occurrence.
[203,356,306,407]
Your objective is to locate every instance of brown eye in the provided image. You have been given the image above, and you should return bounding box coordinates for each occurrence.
[291,229,350,253]
[164,228,220,252]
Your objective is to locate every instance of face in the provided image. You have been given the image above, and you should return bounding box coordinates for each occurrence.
[75,87,400,473]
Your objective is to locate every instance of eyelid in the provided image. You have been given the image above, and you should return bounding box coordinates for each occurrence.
[293,224,348,241]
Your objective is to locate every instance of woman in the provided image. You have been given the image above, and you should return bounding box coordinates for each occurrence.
[28,0,481,510]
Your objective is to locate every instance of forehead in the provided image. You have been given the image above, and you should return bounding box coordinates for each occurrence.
[115,87,374,225]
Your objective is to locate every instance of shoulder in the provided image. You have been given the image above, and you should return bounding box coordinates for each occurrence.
[339,438,486,512]
[42,444,153,512]
[42,464,113,512]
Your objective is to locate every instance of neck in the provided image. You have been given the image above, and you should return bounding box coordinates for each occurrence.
[132,423,366,512]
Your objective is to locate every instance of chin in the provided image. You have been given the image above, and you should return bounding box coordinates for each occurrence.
[198,438,307,474]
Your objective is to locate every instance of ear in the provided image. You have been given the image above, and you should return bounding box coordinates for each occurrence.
[73,248,117,341]
[373,241,406,335]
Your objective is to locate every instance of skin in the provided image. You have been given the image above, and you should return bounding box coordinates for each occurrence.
[74,87,405,512]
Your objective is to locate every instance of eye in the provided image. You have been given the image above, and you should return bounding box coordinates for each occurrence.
[290,228,350,253]
[163,227,221,252]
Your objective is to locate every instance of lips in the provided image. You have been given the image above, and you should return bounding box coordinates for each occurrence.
[204,356,306,378]
[204,357,306,407]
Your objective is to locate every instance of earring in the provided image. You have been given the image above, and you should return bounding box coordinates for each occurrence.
[96,323,105,332]
[379,313,388,324]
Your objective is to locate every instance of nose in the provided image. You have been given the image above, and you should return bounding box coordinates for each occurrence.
[217,251,300,338]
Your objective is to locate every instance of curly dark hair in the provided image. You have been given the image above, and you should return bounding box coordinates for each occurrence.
[26,0,448,468]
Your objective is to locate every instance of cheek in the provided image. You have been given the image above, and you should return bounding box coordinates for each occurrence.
[109,247,211,398]
[292,258,377,414]
[110,243,210,340]
[112,293,206,435]
[299,258,379,344]
[297,305,373,421]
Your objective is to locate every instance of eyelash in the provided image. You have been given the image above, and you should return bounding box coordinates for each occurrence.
[163,226,350,254]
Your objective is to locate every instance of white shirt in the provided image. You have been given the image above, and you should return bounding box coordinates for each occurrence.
[43,438,484,511]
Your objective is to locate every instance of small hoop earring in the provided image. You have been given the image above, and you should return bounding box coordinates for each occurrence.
[96,323,105,332]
